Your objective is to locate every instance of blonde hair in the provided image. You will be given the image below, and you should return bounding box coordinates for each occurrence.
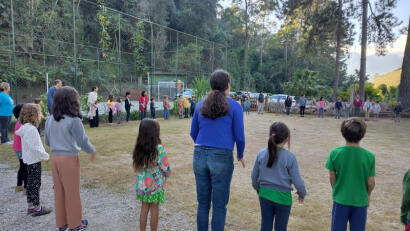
[0,82,10,92]
[19,104,41,127]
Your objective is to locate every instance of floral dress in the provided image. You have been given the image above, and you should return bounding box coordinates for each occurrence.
[135,145,171,203]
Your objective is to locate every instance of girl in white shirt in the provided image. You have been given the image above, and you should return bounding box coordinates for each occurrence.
[16,104,51,217]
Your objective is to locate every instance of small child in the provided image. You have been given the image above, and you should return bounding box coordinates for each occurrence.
[178,95,183,119]
[244,95,251,115]
[133,118,171,231]
[125,92,134,123]
[107,94,115,126]
[334,97,343,119]
[16,104,51,217]
[183,96,189,118]
[163,96,170,120]
[373,101,381,119]
[318,97,326,118]
[45,86,96,231]
[190,97,196,117]
[326,117,375,231]
[150,98,156,119]
[34,98,43,136]
[343,100,352,118]
[12,104,27,194]
[401,169,410,231]
[252,122,306,231]
[363,98,373,121]
[394,102,403,123]
[115,97,123,124]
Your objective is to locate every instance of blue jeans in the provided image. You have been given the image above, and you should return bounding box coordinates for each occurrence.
[331,202,367,231]
[285,107,290,116]
[318,108,324,118]
[140,110,146,120]
[259,197,291,231]
[164,109,169,119]
[193,146,234,231]
[0,116,11,143]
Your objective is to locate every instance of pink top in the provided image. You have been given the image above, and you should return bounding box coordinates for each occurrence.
[13,121,22,151]
[318,101,326,108]
[115,102,122,113]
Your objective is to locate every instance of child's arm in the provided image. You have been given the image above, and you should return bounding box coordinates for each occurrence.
[289,157,307,199]
[367,176,375,206]
[28,126,49,161]
[251,154,260,192]
[158,147,171,179]
[71,118,96,155]
[329,171,336,188]
[190,107,199,142]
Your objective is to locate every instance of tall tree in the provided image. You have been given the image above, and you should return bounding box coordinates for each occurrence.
[398,18,410,110]
[358,0,368,100]
[333,0,343,101]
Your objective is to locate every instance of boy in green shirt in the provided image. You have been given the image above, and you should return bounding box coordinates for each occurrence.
[326,117,375,231]
[402,169,410,231]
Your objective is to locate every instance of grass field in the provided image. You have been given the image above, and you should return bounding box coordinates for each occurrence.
[1,113,409,230]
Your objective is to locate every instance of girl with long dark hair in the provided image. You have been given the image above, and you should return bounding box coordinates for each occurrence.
[133,118,171,231]
[45,86,96,231]
[190,69,245,231]
[251,122,306,231]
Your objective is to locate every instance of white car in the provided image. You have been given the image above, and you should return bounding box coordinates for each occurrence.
[268,94,296,107]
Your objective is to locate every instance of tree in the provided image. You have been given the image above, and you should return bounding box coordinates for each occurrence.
[398,18,410,110]
[284,69,320,97]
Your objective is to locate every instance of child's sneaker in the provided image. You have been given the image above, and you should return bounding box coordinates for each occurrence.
[31,206,52,217]
[27,208,35,215]
[15,185,24,192]
[69,220,88,231]
[57,225,68,231]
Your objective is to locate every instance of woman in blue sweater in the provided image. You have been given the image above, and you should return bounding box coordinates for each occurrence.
[0,82,14,144]
[190,69,245,231]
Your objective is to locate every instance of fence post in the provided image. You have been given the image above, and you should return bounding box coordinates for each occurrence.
[10,0,18,103]
[72,0,78,90]
[118,13,122,95]
[175,31,179,79]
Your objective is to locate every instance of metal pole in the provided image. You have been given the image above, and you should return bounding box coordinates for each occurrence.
[10,0,18,103]
[46,73,49,93]
[175,32,179,79]
[150,23,154,96]
[72,0,78,89]
[118,13,122,95]
[195,37,198,77]
[211,42,215,72]
[148,72,150,100]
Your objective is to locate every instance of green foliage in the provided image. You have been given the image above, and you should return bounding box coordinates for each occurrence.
[97,0,112,59]
[132,22,147,76]
[191,76,210,101]
[40,94,49,117]
[130,110,140,120]
[283,69,320,97]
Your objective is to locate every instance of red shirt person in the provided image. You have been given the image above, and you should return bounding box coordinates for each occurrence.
[353,96,363,117]
[139,91,149,120]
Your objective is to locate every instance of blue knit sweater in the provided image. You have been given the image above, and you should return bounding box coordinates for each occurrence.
[190,97,245,158]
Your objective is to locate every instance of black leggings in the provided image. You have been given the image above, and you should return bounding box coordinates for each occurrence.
[108,109,113,123]
[27,162,41,206]
[17,158,27,188]
[300,106,305,116]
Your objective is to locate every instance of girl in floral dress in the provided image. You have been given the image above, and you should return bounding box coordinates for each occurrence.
[133,118,171,231]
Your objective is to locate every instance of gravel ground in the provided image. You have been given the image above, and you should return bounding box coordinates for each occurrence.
[0,163,195,231]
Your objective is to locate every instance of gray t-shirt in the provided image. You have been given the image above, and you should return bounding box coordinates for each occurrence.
[251,148,307,198]
[45,115,95,156]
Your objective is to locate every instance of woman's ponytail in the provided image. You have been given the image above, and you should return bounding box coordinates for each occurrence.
[267,135,278,168]
[200,70,230,120]
[266,122,290,168]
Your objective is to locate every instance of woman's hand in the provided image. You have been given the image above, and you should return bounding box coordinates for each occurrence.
[298,196,304,204]
[237,158,245,168]
[90,153,96,162]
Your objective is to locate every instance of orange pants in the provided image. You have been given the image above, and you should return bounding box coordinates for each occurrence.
[52,155,82,229]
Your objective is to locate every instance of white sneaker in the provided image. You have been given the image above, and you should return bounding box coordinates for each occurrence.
[2,141,13,145]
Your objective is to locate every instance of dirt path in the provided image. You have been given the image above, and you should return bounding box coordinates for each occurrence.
[0,163,194,231]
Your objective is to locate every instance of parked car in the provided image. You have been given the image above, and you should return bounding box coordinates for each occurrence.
[183,89,193,99]
[268,94,296,107]
[229,91,238,99]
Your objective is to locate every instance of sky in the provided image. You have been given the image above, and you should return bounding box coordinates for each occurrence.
[220,0,409,77]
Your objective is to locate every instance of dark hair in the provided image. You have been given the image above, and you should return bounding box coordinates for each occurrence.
[108,94,114,101]
[52,86,82,121]
[260,91,263,93]
[132,118,161,170]
[34,98,41,104]
[55,79,62,85]
[164,95,168,99]
[200,69,230,120]
[126,91,130,96]
[117,97,122,102]
[341,117,367,143]
[267,122,290,168]
[320,97,324,101]
[141,91,146,97]
[150,98,154,101]
[91,86,98,91]
[13,104,24,119]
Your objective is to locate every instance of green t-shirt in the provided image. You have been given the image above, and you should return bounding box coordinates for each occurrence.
[259,187,293,206]
[325,146,375,207]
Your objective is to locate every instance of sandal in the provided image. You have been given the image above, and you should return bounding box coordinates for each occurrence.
[69,220,88,231]
[31,206,52,217]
